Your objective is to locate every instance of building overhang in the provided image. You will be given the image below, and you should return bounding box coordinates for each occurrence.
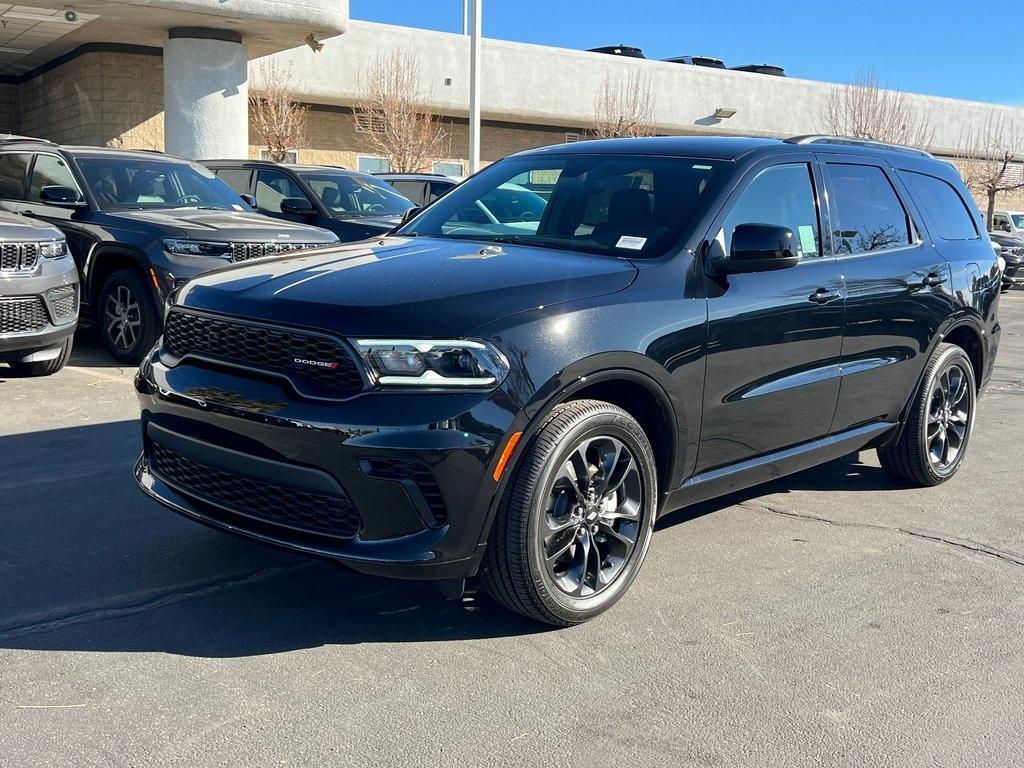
[0,0,348,75]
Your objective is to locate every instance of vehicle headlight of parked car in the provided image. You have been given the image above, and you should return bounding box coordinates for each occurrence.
[40,238,70,259]
[163,238,233,259]
[352,338,510,387]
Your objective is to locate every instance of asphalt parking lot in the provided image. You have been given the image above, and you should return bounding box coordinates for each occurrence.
[2,294,1023,768]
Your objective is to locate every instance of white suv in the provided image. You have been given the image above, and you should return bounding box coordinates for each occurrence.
[992,210,1024,237]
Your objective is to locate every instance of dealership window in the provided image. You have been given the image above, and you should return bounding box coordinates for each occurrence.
[434,161,464,177]
[358,156,391,174]
[565,132,582,143]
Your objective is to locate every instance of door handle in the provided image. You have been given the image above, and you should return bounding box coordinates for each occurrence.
[808,288,841,304]
[922,273,947,287]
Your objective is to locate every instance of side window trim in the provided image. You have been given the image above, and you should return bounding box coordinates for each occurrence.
[897,168,980,242]
[819,155,921,260]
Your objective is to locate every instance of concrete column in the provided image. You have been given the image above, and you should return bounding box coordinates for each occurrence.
[163,27,248,160]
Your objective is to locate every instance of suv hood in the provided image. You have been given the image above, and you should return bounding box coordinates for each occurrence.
[177,236,638,337]
[101,208,339,243]
[0,211,65,239]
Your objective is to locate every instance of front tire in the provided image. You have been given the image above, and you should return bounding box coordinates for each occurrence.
[482,400,657,626]
[8,335,73,377]
[878,344,977,486]
[98,269,160,364]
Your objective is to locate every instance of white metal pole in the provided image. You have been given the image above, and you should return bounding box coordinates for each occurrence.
[462,0,469,35]
[468,0,482,174]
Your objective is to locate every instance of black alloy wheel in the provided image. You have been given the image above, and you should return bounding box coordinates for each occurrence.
[483,399,657,626]
[98,269,160,364]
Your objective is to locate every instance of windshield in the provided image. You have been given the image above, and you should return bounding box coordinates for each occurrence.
[77,156,246,211]
[1012,214,1024,229]
[299,171,414,218]
[399,154,728,258]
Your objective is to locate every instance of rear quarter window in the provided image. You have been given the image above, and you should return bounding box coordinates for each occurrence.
[899,171,979,241]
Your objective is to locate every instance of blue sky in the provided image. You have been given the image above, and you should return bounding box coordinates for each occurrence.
[350,0,1020,105]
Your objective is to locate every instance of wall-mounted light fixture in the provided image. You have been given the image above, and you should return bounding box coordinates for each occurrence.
[713,107,737,119]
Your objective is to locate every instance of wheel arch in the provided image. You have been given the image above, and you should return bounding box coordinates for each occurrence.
[85,244,153,308]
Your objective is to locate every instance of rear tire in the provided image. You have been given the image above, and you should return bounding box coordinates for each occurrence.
[481,400,657,626]
[878,344,976,486]
[98,269,160,364]
[8,335,73,377]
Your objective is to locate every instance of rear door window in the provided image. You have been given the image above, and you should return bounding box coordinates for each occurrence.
[0,153,31,200]
[722,163,822,258]
[899,171,978,241]
[827,163,912,254]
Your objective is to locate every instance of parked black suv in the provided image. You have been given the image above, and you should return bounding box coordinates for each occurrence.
[0,140,339,363]
[204,160,415,241]
[136,135,1001,626]
[989,230,1023,290]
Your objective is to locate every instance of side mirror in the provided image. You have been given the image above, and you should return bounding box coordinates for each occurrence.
[280,197,315,215]
[726,223,801,273]
[40,185,85,207]
[399,206,422,226]
[239,193,257,208]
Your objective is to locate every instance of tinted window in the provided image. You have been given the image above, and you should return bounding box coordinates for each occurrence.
[392,180,426,205]
[254,169,307,213]
[299,172,413,217]
[0,153,30,200]
[403,155,728,258]
[30,154,81,202]
[428,181,455,202]
[899,171,978,241]
[215,168,252,196]
[76,157,243,210]
[828,164,912,254]
[723,163,821,258]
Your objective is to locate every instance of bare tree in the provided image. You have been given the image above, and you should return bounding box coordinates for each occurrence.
[953,111,1024,228]
[822,69,934,148]
[592,71,656,139]
[249,61,308,162]
[352,52,450,173]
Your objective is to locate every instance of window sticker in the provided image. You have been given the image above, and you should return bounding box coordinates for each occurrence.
[616,235,647,250]
[798,225,817,255]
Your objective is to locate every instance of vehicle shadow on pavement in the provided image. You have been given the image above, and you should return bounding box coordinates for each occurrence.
[0,420,547,658]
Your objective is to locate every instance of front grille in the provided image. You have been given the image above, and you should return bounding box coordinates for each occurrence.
[149,442,361,540]
[0,296,48,334]
[163,310,364,398]
[229,241,330,263]
[0,242,40,274]
[48,285,78,321]
[362,457,447,526]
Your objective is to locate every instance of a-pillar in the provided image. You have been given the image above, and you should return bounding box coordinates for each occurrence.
[163,27,248,160]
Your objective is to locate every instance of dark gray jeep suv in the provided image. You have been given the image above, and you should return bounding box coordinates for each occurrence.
[0,138,340,363]
[0,211,78,376]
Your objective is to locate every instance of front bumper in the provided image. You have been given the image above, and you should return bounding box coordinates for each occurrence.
[135,351,525,580]
[0,256,78,359]
[1002,258,1024,288]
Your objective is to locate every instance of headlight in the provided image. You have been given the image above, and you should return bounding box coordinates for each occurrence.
[353,339,510,388]
[163,238,231,259]
[40,238,68,259]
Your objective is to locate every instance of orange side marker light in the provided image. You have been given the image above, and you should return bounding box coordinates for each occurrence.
[493,431,523,482]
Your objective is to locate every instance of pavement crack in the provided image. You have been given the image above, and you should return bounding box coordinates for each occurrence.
[0,562,315,641]
[736,499,1024,568]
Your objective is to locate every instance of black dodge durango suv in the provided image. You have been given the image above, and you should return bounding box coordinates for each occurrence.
[0,139,339,363]
[135,135,1001,626]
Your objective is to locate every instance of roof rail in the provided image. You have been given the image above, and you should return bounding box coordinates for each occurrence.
[784,134,933,158]
[0,134,57,145]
